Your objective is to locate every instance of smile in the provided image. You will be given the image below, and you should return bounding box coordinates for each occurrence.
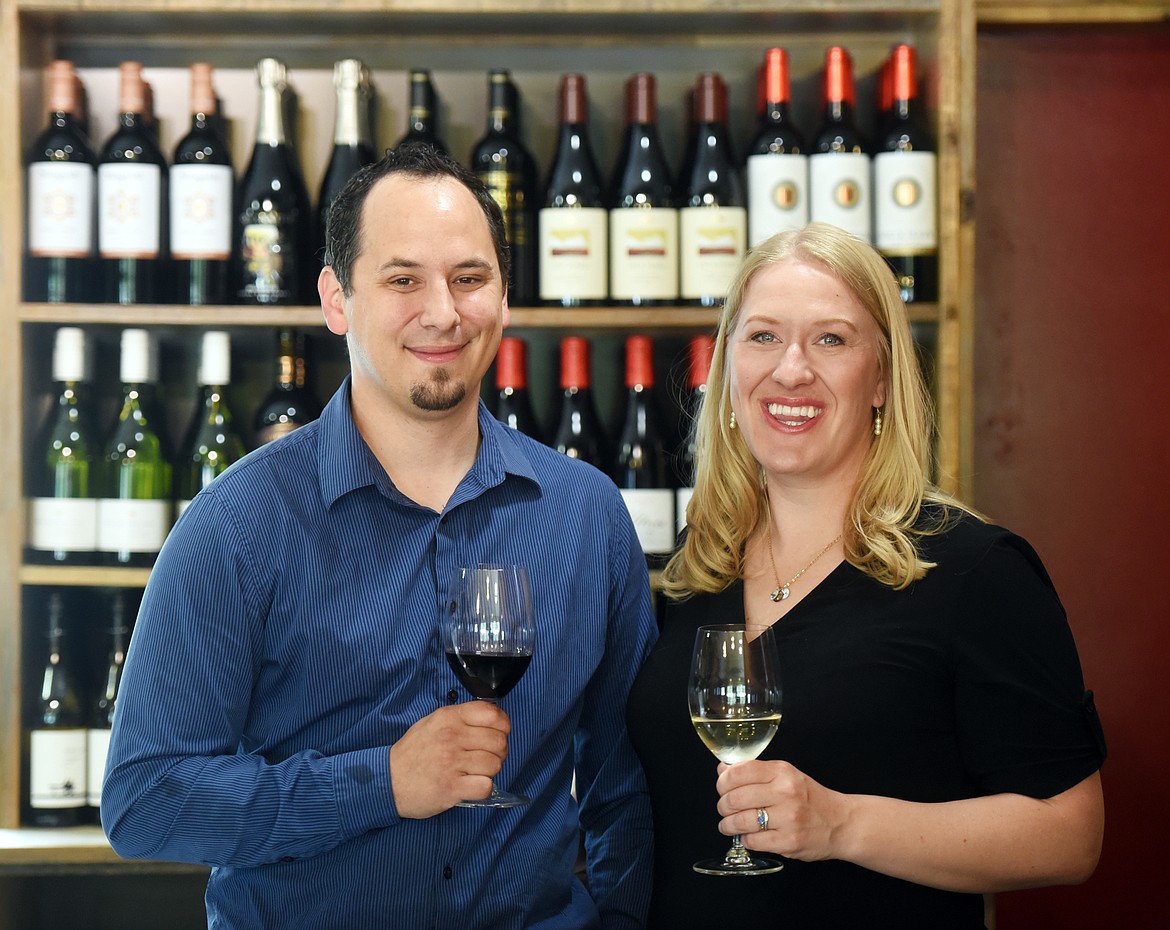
[767,403,823,426]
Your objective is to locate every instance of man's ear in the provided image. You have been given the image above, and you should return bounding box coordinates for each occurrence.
[319,265,349,336]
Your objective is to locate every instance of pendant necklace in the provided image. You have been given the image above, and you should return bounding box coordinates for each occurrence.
[764,516,843,603]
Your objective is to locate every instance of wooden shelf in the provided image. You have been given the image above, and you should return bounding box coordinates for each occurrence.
[19,565,153,588]
[0,827,208,874]
[977,1,1170,23]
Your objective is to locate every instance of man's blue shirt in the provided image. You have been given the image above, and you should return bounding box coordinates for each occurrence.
[102,379,657,929]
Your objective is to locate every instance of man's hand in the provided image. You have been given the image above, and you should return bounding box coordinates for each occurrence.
[389,701,511,818]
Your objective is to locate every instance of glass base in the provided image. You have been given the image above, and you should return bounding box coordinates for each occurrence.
[455,784,530,809]
[693,855,784,876]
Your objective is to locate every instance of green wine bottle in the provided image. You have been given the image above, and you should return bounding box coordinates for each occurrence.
[178,330,245,515]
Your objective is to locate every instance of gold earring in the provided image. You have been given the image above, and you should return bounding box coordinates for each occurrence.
[730,410,737,430]
[873,408,883,437]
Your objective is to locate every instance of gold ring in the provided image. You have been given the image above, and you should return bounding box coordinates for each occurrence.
[756,808,769,832]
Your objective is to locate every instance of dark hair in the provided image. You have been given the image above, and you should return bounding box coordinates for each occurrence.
[325,142,510,296]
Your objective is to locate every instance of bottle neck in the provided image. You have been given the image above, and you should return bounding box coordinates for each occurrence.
[257,84,287,145]
[333,85,363,147]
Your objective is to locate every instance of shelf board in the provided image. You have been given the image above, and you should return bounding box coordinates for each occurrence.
[20,565,153,587]
[0,826,208,872]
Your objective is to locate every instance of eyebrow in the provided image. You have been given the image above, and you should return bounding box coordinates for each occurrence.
[375,257,495,275]
[741,312,862,332]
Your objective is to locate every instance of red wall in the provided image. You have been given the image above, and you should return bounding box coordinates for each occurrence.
[974,26,1170,928]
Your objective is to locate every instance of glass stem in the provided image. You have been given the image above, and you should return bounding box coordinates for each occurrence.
[725,835,753,867]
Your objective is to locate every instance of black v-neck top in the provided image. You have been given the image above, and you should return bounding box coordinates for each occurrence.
[626,513,1106,930]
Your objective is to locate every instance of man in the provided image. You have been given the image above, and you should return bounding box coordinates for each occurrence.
[102,144,657,929]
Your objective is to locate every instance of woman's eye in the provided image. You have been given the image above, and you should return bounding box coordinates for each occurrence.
[818,333,845,346]
[749,331,776,344]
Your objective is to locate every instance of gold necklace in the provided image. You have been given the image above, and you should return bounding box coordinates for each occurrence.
[764,517,843,603]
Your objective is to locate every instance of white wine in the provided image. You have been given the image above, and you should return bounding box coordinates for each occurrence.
[691,713,782,764]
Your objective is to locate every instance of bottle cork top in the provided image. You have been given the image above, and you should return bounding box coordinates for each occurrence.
[46,60,78,114]
[199,331,232,386]
[52,327,87,383]
[496,337,529,390]
[118,61,147,115]
[189,62,217,115]
[624,335,655,389]
[559,336,591,390]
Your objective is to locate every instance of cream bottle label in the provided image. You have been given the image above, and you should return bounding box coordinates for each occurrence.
[170,164,233,259]
[609,207,679,300]
[679,205,747,301]
[98,162,162,257]
[28,162,95,256]
[747,153,809,247]
[538,207,608,300]
[874,151,937,254]
[809,152,872,243]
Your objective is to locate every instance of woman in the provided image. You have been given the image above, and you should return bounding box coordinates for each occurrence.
[627,223,1105,929]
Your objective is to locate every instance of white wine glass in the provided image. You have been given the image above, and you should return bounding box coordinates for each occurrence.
[444,563,535,809]
[689,623,784,875]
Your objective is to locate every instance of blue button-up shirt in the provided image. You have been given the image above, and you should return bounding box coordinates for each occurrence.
[103,378,657,929]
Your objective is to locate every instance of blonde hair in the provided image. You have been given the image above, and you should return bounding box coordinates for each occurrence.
[660,222,973,600]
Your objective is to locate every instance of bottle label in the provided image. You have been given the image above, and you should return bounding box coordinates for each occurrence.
[809,153,872,243]
[28,162,95,257]
[746,153,810,247]
[28,497,98,552]
[29,729,88,809]
[240,223,294,303]
[170,164,233,259]
[620,488,676,555]
[96,498,171,553]
[87,727,112,807]
[874,151,937,255]
[538,207,608,300]
[481,169,529,246]
[98,162,162,258]
[679,206,747,301]
[609,207,679,301]
[675,486,694,536]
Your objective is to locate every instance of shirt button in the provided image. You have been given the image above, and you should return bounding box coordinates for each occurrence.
[443,865,453,880]
[447,689,459,704]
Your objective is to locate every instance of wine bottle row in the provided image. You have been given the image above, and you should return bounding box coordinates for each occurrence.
[24,43,937,311]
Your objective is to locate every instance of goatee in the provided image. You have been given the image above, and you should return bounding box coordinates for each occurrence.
[410,368,466,412]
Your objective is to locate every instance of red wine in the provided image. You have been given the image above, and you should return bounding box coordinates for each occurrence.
[809,46,871,243]
[553,336,609,472]
[679,72,746,307]
[539,73,607,306]
[395,69,445,154]
[746,48,808,246]
[24,60,97,303]
[874,44,938,303]
[171,62,233,305]
[317,59,376,270]
[446,650,532,701]
[608,73,678,306]
[98,61,168,304]
[254,329,321,445]
[674,332,714,534]
[494,336,544,442]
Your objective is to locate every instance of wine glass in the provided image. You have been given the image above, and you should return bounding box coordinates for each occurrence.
[689,623,784,875]
[444,563,536,808]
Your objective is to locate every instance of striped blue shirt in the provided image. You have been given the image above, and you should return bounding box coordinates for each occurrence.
[103,378,658,929]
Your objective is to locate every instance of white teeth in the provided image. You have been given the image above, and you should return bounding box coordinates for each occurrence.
[767,403,821,420]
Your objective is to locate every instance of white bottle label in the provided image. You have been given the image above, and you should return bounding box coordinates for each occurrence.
[96,498,171,553]
[28,497,98,552]
[675,486,695,536]
[679,205,747,301]
[98,162,162,258]
[28,162,95,257]
[808,152,872,243]
[170,163,233,259]
[746,153,810,247]
[873,151,937,255]
[609,207,679,301]
[538,207,608,300]
[29,729,88,809]
[87,728,112,807]
[620,488,676,555]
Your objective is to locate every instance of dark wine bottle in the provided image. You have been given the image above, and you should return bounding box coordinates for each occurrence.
[317,59,376,270]
[24,591,87,827]
[87,590,131,817]
[471,69,537,306]
[679,72,746,307]
[874,44,938,303]
[98,61,168,305]
[24,60,97,303]
[553,336,609,472]
[178,331,246,514]
[494,336,544,441]
[395,69,446,154]
[96,329,173,567]
[171,62,234,305]
[254,329,321,445]
[615,335,674,559]
[809,46,872,243]
[538,73,607,306]
[674,332,714,535]
[746,48,809,247]
[26,327,97,566]
[608,72,678,306]
[235,58,313,305]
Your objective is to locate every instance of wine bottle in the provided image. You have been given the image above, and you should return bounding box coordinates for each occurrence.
[809,46,872,243]
[746,48,809,247]
[171,62,234,305]
[679,72,746,307]
[87,590,131,817]
[254,329,321,445]
[395,69,445,154]
[874,44,938,303]
[538,73,607,306]
[178,331,246,515]
[24,591,87,827]
[24,60,97,304]
[471,69,537,306]
[615,335,675,559]
[317,59,376,269]
[553,336,609,471]
[494,336,543,442]
[235,58,313,305]
[96,329,173,567]
[98,61,168,304]
[608,72,678,306]
[674,332,714,534]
